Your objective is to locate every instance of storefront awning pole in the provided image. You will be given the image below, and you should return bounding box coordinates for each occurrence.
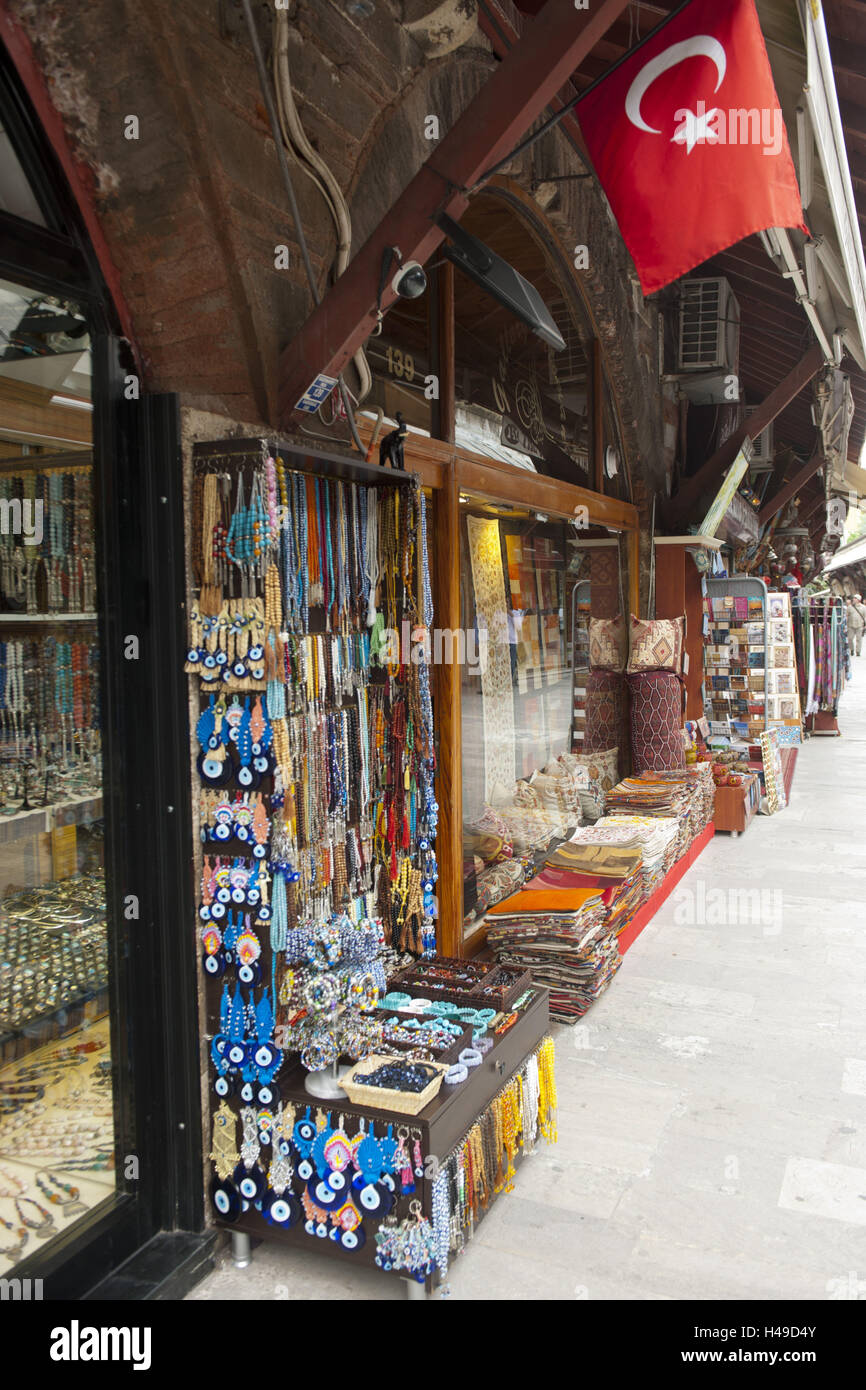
[277,0,631,427]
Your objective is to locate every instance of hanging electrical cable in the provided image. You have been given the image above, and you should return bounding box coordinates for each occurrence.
[240,0,365,454]
[272,7,372,409]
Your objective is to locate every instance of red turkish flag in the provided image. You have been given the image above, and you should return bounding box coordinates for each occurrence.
[577,0,807,294]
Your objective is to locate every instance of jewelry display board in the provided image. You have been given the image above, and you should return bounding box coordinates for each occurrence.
[0,457,102,826]
[189,440,558,1289]
[0,451,111,1274]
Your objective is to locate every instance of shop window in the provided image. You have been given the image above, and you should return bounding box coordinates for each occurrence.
[453,199,594,484]
[0,274,113,1272]
[460,497,590,934]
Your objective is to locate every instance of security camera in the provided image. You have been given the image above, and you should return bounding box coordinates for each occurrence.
[392,260,427,299]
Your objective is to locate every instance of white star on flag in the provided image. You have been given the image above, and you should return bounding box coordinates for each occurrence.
[671,106,722,154]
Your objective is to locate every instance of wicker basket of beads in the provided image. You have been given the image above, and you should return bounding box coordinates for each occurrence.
[339,1053,449,1115]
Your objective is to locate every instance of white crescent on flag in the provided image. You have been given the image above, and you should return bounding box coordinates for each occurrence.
[625,36,727,134]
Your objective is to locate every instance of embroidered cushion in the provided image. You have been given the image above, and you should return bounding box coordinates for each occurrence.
[559,748,619,816]
[584,669,629,754]
[540,762,583,820]
[588,615,628,673]
[464,858,527,924]
[528,771,573,835]
[464,805,513,861]
[628,671,685,772]
[512,779,542,810]
[498,806,559,853]
[626,615,684,674]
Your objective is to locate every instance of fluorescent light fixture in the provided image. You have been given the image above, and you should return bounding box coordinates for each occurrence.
[815,237,853,308]
[435,213,567,352]
[50,393,93,411]
[796,105,813,211]
[804,240,819,301]
[759,227,782,259]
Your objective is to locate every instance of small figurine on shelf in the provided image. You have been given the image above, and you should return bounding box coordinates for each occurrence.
[379,413,408,471]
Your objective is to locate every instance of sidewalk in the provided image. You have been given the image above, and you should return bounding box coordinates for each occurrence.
[189,671,866,1301]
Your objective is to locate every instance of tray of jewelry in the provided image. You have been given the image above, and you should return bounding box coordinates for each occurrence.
[388,958,496,1008]
[466,965,533,1010]
[389,959,531,1011]
[339,1054,449,1115]
[375,1011,473,1065]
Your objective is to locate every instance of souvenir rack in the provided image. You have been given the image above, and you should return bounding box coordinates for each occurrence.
[703,576,770,740]
[792,593,845,736]
[218,991,551,1293]
[188,437,554,1293]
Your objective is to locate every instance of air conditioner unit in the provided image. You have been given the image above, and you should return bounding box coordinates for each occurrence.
[678,277,740,373]
[744,406,774,464]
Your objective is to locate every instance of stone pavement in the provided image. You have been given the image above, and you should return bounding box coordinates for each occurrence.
[189,667,866,1301]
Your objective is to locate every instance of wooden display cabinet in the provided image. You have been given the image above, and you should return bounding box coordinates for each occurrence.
[712,772,760,835]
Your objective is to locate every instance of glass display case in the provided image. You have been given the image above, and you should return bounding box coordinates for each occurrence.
[458,493,630,937]
[0,279,114,1272]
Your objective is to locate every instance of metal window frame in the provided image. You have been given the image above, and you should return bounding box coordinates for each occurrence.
[1,43,204,1299]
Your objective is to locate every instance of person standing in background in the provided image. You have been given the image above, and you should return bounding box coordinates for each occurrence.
[846,595,864,657]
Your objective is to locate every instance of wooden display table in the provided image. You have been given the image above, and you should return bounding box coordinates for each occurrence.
[712,773,760,835]
[216,988,550,1294]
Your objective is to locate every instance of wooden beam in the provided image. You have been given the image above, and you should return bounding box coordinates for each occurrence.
[478,0,590,161]
[432,463,463,958]
[758,454,824,525]
[455,449,638,532]
[592,338,604,494]
[666,343,825,526]
[277,0,630,424]
[437,263,455,446]
[797,491,827,525]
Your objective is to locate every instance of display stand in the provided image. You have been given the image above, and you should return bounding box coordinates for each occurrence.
[217,988,550,1294]
[792,595,845,736]
[703,576,770,743]
[712,772,760,835]
[188,437,558,1294]
[764,591,803,738]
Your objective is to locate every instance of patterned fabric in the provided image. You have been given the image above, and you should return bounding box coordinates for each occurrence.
[627,615,685,674]
[539,761,583,819]
[498,806,559,853]
[512,779,542,810]
[590,546,620,618]
[560,748,619,815]
[588,615,627,672]
[504,533,538,694]
[759,728,787,813]
[464,805,513,860]
[628,671,684,773]
[464,830,507,865]
[584,669,629,755]
[467,516,516,798]
[465,858,526,924]
[528,770,574,833]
